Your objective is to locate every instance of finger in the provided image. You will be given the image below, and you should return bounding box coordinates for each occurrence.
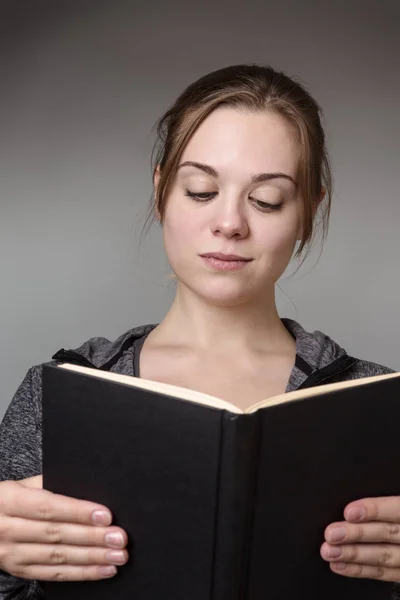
[321,541,400,568]
[15,542,128,567]
[329,561,400,582]
[3,481,113,526]
[344,496,400,524]
[19,475,43,489]
[0,516,127,548]
[325,521,400,545]
[9,563,118,582]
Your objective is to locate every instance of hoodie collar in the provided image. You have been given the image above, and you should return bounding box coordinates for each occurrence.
[52,317,356,393]
[281,318,356,391]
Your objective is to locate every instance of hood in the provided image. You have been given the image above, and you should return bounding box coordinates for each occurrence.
[282,318,348,370]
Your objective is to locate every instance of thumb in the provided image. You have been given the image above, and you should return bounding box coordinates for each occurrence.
[20,474,43,489]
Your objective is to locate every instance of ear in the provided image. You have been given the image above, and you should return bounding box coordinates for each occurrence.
[316,186,326,210]
[296,186,326,241]
[153,164,162,222]
[153,164,161,189]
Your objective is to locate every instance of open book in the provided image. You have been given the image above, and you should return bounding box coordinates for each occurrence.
[42,363,400,600]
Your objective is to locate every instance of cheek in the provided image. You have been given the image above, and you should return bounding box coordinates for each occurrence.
[258,217,299,255]
[254,216,300,280]
[162,204,199,262]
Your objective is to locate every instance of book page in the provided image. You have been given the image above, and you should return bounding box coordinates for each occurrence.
[57,363,243,413]
[57,363,400,414]
[246,371,400,413]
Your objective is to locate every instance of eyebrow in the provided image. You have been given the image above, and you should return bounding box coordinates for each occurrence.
[177,161,297,187]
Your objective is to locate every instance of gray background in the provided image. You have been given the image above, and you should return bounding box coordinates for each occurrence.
[1,0,399,419]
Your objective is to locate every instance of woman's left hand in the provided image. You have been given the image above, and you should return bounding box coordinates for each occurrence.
[320,496,400,582]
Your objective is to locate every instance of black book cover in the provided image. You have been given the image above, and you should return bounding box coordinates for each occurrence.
[42,365,258,599]
[42,364,400,599]
[246,376,400,599]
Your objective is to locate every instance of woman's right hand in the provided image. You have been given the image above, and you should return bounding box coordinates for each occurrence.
[0,475,129,582]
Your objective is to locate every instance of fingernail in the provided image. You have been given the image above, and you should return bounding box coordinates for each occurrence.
[105,550,126,565]
[329,527,346,542]
[328,546,342,558]
[99,565,117,577]
[347,507,365,521]
[92,510,112,526]
[105,532,124,548]
[331,562,347,571]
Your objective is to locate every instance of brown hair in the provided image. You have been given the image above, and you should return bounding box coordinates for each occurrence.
[146,63,332,266]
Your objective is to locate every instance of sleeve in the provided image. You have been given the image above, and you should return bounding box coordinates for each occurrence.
[0,366,45,599]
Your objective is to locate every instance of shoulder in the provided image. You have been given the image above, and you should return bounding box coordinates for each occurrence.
[282,318,397,382]
[13,322,158,406]
[39,322,158,372]
[60,323,157,368]
[3,322,157,425]
[348,358,396,379]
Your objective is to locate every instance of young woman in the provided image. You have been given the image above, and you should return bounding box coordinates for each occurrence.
[0,64,398,598]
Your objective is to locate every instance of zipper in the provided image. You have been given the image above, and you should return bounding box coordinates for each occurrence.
[296,356,359,390]
[52,335,137,372]
[51,349,98,369]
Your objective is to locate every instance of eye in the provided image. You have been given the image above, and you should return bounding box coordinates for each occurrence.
[251,198,283,212]
[185,189,216,202]
[184,188,283,211]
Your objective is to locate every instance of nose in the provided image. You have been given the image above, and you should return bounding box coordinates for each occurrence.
[210,197,249,239]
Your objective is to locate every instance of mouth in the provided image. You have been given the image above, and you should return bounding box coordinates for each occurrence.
[200,253,252,261]
[199,253,253,271]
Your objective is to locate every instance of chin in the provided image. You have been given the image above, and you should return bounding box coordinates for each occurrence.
[184,277,258,307]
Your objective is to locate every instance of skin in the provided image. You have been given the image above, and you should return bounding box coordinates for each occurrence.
[0,475,129,581]
[1,106,398,584]
[152,107,312,355]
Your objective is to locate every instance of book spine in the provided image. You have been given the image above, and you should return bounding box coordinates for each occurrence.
[210,412,260,600]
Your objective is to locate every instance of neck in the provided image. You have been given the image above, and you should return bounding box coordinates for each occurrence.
[152,282,295,355]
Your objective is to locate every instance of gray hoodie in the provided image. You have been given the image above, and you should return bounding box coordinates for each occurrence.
[0,317,397,599]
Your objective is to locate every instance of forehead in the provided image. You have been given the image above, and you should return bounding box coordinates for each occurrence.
[179,107,300,178]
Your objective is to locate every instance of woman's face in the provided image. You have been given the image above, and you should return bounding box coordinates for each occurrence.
[157,107,304,307]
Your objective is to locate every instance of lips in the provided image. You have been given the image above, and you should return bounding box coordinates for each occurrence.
[200,252,252,261]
